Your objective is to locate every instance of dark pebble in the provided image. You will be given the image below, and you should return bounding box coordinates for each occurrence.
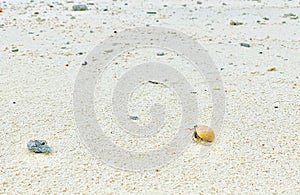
[146,11,157,14]
[130,116,139,120]
[240,43,250,47]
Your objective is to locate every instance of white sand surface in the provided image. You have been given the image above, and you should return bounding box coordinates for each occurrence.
[0,0,299,194]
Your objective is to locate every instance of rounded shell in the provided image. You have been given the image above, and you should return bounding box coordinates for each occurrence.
[194,125,215,142]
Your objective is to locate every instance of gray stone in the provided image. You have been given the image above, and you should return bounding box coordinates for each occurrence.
[72,4,88,11]
[27,140,51,153]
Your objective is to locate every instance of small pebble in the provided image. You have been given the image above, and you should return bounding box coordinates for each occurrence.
[130,116,139,120]
[157,52,165,56]
[240,43,250,47]
[104,49,113,53]
[72,4,88,11]
[146,11,157,14]
[27,140,51,153]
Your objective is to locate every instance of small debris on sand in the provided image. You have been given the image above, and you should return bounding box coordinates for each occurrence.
[157,52,165,56]
[267,67,276,71]
[27,140,51,153]
[72,4,88,11]
[230,21,243,26]
[146,11,157,14]
[87,1,95,5]
[283,13,296,17]
[12,48,19,52]
[104,49,113,53]
[283,13,298,20]
[240,43,250,47]
[130,116,139,120]
[290,16,298,20]
[148,80,161,85]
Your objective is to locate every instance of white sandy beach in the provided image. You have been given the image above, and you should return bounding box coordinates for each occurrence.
[0,0,299,194]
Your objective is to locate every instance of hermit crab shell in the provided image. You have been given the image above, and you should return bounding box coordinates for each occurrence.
[193,125,215,143]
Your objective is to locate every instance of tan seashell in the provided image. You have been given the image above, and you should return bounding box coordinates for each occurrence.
[192,125,215,143]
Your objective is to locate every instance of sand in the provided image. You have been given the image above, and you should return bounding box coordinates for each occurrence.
[0,0,299,194]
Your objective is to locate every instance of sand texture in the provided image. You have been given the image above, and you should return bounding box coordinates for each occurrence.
[0,0,299,194]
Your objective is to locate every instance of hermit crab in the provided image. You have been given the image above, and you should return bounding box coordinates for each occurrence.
[190,125,215,144]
